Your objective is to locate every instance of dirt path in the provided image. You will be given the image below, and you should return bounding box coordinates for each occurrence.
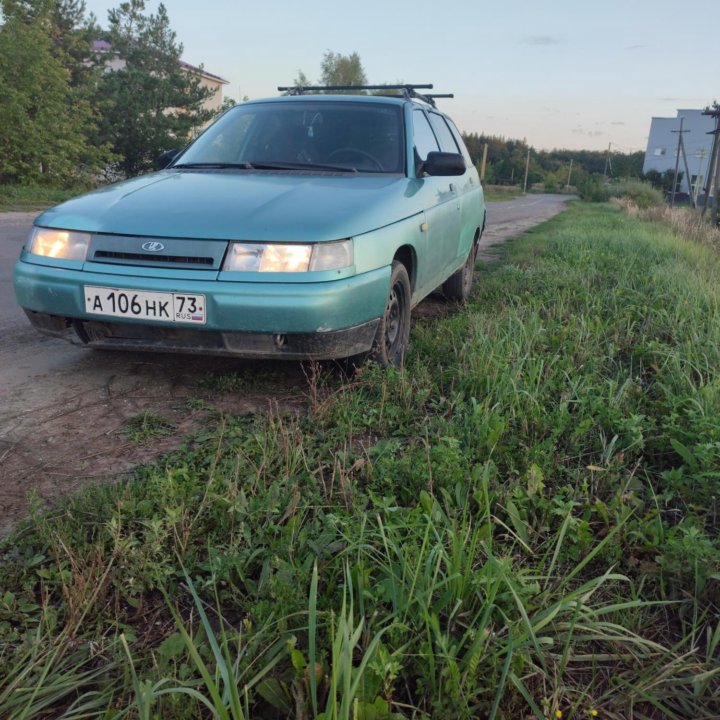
[478,194,572,261]
[0,195,571,536]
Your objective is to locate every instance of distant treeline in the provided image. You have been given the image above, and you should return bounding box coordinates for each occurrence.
[461,132,645,188]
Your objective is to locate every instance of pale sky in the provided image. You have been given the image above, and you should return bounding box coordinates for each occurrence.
[83,0,719,153]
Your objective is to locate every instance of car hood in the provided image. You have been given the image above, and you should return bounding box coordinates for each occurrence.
[35,170,422,241]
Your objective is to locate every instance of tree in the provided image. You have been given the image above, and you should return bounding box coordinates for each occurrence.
[97,0,214,177]
[293,69,310,88]
[2,0,100,84]
[319,50,367,91]
[0,8,105,185]
[643,168,682,195]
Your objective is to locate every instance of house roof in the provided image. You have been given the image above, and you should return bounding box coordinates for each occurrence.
[91,40,228,85]
[179,61,229,85]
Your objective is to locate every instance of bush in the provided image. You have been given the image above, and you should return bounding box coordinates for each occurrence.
[578,176,664,209]
[576,174,610,202]
[609,180,664,208]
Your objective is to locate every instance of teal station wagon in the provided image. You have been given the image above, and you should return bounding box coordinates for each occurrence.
[14,84,485,365]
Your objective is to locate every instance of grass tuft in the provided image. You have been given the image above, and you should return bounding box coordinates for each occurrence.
[123,411,175,443]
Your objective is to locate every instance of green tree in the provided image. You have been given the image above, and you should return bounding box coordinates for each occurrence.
[293,69,310,88]
[97,0,214,177]
[643,168,682,195]
[0,8,103,185]
[319,50,367,91]
[2,0,100,84]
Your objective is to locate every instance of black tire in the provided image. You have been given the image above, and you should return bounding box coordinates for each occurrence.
[443,239,478,302]
[369,260,411,367]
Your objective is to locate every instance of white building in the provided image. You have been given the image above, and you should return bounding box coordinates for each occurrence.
[92,41,229,120]
[643,109,715,197]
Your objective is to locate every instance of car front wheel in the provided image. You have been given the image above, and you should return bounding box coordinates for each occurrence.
[369,260,411,367]
[443,238,478,302]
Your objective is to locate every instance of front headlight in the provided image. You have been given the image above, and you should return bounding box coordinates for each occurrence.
[223,239,353,273]
[27,228,91,261]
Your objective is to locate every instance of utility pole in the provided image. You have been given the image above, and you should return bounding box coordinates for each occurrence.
[694,148,707,206]
[715,137,720,226]
[701,106,720,220]
[670,117,688,208]
[679,134,696,208]
[701,133,718,218]
[480,143,488,182]
[566,159,573,190]
[603,142,612,178]
[523,148,530,193]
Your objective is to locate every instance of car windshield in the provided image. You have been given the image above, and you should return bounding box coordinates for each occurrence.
[176,101,405,174]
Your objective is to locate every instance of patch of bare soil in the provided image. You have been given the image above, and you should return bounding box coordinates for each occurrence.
[0,353,309,537]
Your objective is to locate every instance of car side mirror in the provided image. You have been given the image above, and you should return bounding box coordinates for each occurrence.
[422,151,466,177]
[157,148,182,169]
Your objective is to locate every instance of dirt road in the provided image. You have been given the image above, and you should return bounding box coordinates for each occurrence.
[0,194,571,535]
[478,194,571,260]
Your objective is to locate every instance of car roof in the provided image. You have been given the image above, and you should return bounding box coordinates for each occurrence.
[243,84,454,114]
[245,94,408,108]
[242,93,455,122]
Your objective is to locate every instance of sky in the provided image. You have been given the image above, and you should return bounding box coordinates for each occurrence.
[81,0,719,153]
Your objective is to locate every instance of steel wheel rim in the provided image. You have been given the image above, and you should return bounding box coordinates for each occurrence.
[463,245,476,294]
[384,283,404,356]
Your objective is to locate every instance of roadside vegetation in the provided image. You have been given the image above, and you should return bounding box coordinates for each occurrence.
[482,185,525,202]
[0,184,86,212]
[0,0,214,187]
[2,202,720,718]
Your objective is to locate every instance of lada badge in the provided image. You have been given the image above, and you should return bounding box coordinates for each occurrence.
[142,241,165,252]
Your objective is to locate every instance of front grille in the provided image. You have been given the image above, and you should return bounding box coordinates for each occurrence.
[88,234,229,270]
[94,250,214,266]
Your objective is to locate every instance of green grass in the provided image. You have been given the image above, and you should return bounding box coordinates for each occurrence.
[1,203,720,718]
[483,185,524,201]
[123,411,175,443]
[0,184,87,211]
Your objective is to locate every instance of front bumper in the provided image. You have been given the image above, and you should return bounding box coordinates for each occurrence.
[14,259,389,359]
[23,310,379,359]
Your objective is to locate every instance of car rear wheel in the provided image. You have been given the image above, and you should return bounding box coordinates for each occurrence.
[443,238,478,302]
[368,260,411,367]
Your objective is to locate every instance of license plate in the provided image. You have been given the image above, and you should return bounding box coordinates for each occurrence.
[84,286,206,324]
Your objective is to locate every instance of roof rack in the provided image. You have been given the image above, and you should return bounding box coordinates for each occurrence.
[276,84,453,108]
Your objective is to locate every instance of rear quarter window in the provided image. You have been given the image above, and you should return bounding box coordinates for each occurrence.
[445,118,474,168]
[428,112,460,155]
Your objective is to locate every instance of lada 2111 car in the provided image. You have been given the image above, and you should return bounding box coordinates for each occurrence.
[14,84,486,366]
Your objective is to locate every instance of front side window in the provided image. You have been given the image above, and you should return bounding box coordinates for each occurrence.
[176,101,404,173]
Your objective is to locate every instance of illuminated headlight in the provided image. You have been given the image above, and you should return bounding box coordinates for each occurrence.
[223,239,353,272]
[27,228,90,261]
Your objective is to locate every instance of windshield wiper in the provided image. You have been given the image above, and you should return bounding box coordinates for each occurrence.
[172,162,255,170]
[247,161,358,173]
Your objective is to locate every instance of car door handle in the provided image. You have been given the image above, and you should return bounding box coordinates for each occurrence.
[449,183,457,193]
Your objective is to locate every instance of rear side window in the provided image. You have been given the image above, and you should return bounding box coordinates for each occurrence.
[428,113,460,154]
[446,118,474,168]
[413,110,439,161]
